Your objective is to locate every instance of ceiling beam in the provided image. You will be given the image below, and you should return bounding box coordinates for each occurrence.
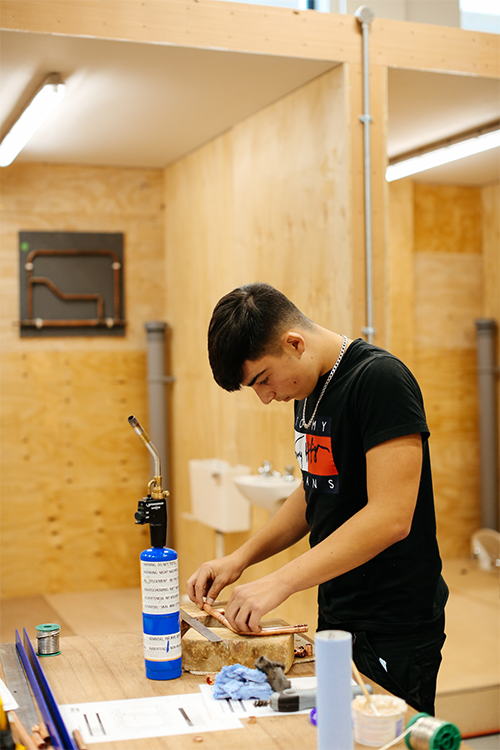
[1,0,498,79]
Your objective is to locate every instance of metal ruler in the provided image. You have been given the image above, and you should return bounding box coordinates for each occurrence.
[0,642,39,729]
[180,609,223,642]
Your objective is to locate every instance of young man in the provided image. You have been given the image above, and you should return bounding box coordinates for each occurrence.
[187,282,448,715]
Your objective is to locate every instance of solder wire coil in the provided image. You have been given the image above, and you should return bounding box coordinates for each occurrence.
[36,623,61,657]
[405,713,461,750]
[379,712,461,750]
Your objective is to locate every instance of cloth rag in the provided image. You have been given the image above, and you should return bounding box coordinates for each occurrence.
[212,664,273,701]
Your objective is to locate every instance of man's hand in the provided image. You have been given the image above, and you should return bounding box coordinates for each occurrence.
[186,485,309,611]
[186,554,244,608]
[224,573,291,633]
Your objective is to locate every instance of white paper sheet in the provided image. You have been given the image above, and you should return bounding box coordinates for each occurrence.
[200,675,358,719]
[0,677,19,711]
[59,692,243,744]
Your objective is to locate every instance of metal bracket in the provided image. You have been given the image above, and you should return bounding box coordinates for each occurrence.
[354,5,375,25]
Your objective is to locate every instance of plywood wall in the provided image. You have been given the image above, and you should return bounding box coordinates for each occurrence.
[388,179,499,558]
[164,64,355,628]
[0,163,165,597]
[2,72,496,630]
[0,60,386,633]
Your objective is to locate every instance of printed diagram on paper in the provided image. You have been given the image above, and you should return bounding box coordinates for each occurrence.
[60,692,242,744]
[59,676,327,744]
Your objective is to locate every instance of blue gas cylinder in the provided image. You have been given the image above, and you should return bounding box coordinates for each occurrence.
[140,546,182,680]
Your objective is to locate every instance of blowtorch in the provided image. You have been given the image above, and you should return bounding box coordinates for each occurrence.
[128,415,182,681]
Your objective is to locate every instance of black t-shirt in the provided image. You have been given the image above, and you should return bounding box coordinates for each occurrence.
[294,339,447,632]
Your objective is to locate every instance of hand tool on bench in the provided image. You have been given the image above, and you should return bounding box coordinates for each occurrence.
[266,681,373,712]
[180,609,223,642]
[254,654,372,712]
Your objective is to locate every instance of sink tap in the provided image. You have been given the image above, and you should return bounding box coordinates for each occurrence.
[258,461,281,478]
[283,465,296,481]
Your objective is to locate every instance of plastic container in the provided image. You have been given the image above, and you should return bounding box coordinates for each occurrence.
[352,694,407,747]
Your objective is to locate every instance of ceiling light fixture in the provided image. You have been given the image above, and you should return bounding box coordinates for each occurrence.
[386,121,500,182]
[0,73,66,168]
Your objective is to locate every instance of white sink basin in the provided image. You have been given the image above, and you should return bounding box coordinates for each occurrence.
[233,474,301,513]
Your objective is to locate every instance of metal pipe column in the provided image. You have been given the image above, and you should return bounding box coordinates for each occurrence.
[475,319,499,531]
[145,321,174,546]
[355,6,376,344]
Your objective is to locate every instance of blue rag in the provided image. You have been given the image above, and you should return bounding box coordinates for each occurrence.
[212,664,273,701]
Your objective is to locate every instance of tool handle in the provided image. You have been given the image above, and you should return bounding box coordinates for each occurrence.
[271,687,316,712]
[269,683,373,712]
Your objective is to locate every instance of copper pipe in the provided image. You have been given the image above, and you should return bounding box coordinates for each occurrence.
[7,711,38,750]
[30,729,46,749]
[202,602,308,636]
[20,319,126,328]
[202,603,238,633]
[29,276,104,318]
[73,729,88,750]
[113,262,120,324]
[25,248,121,263]
[32,723,50,743]
[24,248,122,326]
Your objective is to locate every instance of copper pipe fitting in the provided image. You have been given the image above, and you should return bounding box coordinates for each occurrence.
[202,602,308,636]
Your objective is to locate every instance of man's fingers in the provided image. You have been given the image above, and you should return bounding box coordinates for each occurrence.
[205,584,220,607]
[194,575,211,606]
[226,600,262,634]
[186,575,198,603]
[186,567,213,607]
[192,566,225,608]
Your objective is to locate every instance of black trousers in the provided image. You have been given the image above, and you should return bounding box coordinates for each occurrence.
[317,611,446,716]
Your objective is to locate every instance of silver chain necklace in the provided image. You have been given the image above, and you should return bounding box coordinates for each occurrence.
[302,335,348,429]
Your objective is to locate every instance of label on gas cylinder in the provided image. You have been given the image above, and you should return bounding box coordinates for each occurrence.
[141,559,179,614]
[143,631,181,662]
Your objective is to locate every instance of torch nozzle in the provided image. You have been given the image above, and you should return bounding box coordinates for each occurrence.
[128,414,161,479]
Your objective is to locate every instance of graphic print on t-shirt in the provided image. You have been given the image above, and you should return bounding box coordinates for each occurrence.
[294,415,339,493]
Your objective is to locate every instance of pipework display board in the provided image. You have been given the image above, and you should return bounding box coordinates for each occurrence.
[19,231,125,337]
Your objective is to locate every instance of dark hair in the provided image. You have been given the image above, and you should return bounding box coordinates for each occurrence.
[208,283,311,391]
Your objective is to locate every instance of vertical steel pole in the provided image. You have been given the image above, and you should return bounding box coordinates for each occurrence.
[145,321,174,546]
[355,6,375,344]
[475,319,499,531]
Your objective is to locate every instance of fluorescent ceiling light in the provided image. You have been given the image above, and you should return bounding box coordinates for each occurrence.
[386,128,500,182]
[0,74,66,168]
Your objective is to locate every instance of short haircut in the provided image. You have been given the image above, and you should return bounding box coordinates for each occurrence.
[208,283,311,391]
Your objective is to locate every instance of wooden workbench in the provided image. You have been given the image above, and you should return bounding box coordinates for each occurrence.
[23,632,470,750]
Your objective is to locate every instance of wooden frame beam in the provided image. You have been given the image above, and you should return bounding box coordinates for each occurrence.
[1,0,498,78]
